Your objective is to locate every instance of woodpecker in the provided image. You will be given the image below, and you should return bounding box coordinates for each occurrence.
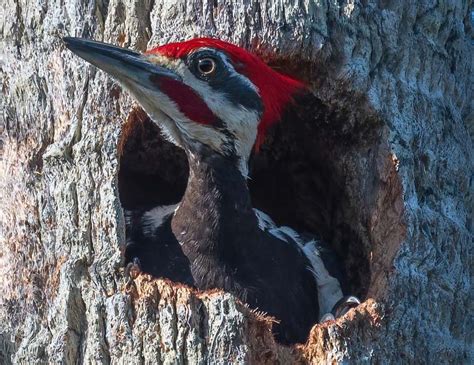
[64,37,360,344]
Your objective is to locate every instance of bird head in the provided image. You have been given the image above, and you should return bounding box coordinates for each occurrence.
[64,37,304,176]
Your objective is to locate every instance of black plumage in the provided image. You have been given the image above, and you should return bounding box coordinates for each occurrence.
[125,144,320,344]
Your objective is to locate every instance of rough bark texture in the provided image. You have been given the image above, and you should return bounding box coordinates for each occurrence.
[1,1,472,364]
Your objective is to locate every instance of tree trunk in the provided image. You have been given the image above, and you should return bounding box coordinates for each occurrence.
[1,1,472,364]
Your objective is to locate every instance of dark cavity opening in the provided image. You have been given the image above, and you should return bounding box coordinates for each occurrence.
[118,89,382,300]
[118,108,188,210]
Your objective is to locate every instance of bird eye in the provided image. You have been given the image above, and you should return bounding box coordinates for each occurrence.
[197,57,216,75]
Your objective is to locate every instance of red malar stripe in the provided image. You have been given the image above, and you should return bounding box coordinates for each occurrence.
[150,75,217,126]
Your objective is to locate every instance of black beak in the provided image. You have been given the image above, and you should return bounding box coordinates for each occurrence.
[63,37,181,86]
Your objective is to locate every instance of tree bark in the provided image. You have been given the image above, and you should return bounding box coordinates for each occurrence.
[1,1,472,364]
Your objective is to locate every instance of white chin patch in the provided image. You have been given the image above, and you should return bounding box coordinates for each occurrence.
[175,121,229,154]
[119,80,184,148]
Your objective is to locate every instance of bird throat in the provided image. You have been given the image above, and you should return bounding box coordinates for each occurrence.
[171,148,259,268]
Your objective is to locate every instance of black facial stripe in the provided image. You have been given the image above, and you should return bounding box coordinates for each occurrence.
[219,127,237,154]
[186,49,263,114]
[209,72,263,114]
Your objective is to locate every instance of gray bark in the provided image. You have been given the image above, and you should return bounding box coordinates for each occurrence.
[1,1,472,364]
